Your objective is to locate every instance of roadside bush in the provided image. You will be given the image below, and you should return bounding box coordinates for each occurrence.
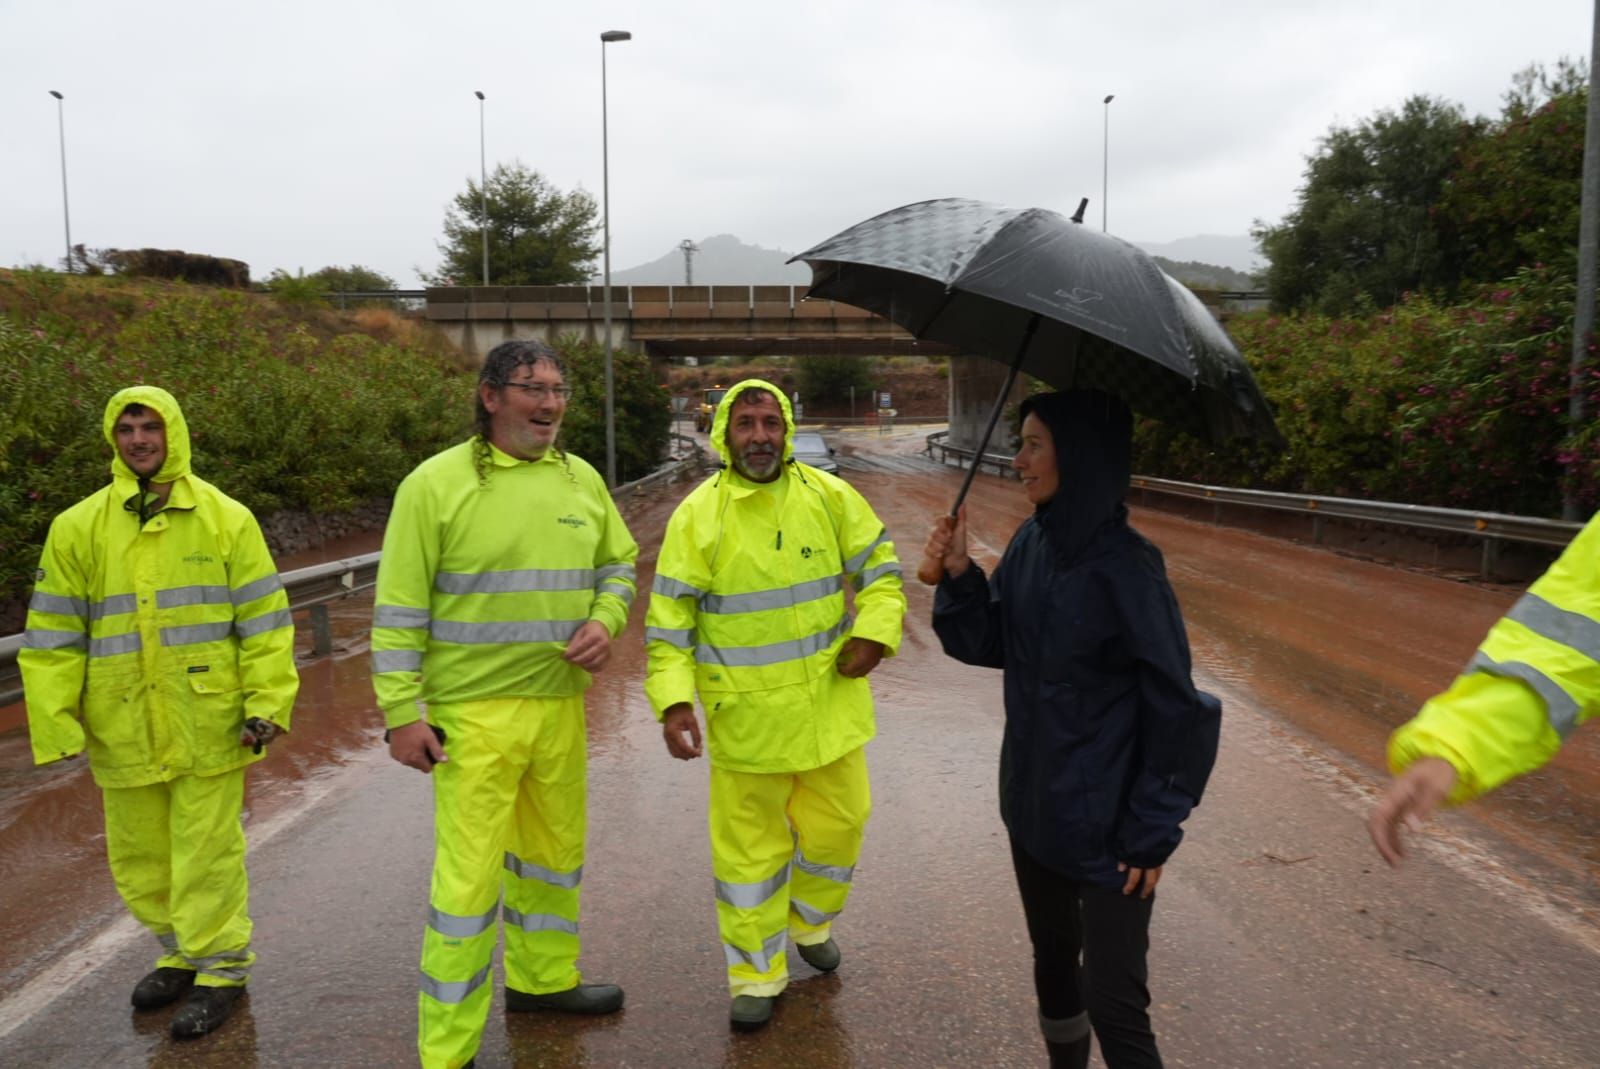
[549,335,672,483]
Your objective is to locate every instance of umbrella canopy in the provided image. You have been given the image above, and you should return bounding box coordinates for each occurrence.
[791,197,1281,446]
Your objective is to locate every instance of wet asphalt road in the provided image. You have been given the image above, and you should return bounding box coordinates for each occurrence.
[0,424,1597,1068]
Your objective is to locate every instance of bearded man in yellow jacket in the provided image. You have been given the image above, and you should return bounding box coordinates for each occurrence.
[372,340,639,1069]
[20,385,298,1039]
[1370,512,1600,865]
[646,379,906,1032]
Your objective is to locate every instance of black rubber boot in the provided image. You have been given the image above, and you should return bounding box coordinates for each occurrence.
[505,982,624,1015]
[169,985,244,1039]
[131,967,195,1010]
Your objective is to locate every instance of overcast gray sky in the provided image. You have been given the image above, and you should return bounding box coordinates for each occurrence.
[3,0,1592,287]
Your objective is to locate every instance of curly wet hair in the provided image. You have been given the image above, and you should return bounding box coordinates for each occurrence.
[471,339,573,486]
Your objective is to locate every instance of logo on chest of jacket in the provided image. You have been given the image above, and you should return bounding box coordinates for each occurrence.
[557,514,588,529]
[799,546,828,562]
[183,552,215,565]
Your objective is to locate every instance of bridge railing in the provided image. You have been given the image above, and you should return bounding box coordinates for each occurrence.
[0,449,709,710]
[924,430,1580,575]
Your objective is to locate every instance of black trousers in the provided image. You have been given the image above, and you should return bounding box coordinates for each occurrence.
[1009,837,1163,1069]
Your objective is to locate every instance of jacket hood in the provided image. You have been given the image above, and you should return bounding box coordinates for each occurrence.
[102,385,192,485]
[710,378,794,469]
[1024,390,1132,564]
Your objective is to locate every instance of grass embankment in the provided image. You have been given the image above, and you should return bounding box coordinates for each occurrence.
[0,270,475,612]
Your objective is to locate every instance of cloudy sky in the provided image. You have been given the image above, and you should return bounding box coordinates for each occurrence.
[3,0,1592,286]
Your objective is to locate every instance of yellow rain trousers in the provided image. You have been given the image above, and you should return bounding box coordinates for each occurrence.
[711,745,870,996]
[103,767,253,986]
[417,694,588,1069]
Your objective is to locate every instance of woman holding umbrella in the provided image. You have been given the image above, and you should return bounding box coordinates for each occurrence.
[924,389,1220,1069]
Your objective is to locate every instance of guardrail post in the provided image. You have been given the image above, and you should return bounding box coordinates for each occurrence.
[1481,537,1501,581]
[1312,515,1324,544]
[309,604,333,658]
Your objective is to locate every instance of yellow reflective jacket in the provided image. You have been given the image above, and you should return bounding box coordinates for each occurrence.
[371,440,639,728]
[645,379,906,773]
[1390,512,1600,801]
[19,385,299,788]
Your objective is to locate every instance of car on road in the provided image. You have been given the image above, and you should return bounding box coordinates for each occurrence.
[791,431,839,474]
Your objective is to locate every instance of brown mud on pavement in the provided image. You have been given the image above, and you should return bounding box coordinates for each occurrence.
[1,430,1598,1066]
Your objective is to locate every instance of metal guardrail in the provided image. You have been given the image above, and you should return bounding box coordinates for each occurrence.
[0,451,709,710]
[925,430,1581,575]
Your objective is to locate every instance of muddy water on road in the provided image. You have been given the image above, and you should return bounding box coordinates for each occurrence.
[1,427,1595,1004]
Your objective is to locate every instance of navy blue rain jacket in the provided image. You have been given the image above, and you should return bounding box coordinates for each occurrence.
[932,391,1220,887]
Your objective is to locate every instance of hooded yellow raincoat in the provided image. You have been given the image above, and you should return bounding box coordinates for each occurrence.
[19,385,298,988]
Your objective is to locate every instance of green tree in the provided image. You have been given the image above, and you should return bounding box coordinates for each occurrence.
[551,336,672,483]
[311,264,399,292]
[424,162,600,286]
[1254,96,1477,314]
[796,355,874,405]
[1435,61,1588,287]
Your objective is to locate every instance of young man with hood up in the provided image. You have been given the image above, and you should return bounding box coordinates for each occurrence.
[20,385,299,1039]
[646,379,906,1032]
[926,390,1219,1069]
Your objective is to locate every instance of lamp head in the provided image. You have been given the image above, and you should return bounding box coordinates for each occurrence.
[49,90,63,100]
[601,29,632,42]
[1104,94,1114,104]
[475,90,485,100]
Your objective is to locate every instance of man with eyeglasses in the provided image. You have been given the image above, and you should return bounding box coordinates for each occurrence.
[372,339,639,1069]
[19,385,298,1040]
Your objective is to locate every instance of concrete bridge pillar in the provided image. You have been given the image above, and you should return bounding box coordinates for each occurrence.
[947,356,1030,456]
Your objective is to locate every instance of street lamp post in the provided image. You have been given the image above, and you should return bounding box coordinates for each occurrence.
[49,90,72,273]
[475,90,488,286]
[1102,94,1114,233]
[600,28,632,487]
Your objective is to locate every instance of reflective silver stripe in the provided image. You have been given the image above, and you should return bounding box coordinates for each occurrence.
[1506,592,1600,660]
[645,626,694,648]
[596,564,635,585]
[790,896,840,926]
[90,632,142,657]
[723,929,787,973]
[188,949,252,982]
[599,580,637,608]
[374,605,431,629]
[703,575,842,615]
[157,932,179,951]
[853,560,903,591]
[29,592,88,618]
[22,628,86,651]
[161,622,233,647]
[196,964,249,982]
[436,568,594,594]
[715,862,790,909]
[698,617,848,668]
[504,852,583,889]
[231,574,285,606]
[1468,651,1581,737]
[235,609,293,639]
[794,850,855,885]
[420,963,491,1005]
[652,576,705,600]
[844,531,889,574]
[158,584,230,609]
[372,649,423,673]
[431,619,583,645]
[89,594,138,621]
[502,906,579,935]
[428,904,498,939]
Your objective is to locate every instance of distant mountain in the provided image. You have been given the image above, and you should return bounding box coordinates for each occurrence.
[1151,256,1261,291]
[1135,234,1262,275]
[607,234,811,286]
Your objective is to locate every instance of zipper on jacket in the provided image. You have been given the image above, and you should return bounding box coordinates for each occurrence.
[776,529,783,550]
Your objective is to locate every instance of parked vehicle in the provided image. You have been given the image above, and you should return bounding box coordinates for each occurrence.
[693,387,728,433]
[791,431,839,474]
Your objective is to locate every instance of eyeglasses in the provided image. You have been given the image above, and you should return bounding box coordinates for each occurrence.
[502,382,573,401]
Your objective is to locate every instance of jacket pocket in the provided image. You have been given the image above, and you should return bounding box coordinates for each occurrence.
[83,668,149,764]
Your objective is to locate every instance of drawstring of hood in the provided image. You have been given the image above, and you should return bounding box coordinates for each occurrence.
[103,385,192,526]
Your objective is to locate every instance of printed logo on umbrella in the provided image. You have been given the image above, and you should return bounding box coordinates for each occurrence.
[1052,287,1104,305]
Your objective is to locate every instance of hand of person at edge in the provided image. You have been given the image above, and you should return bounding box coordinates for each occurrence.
[563,620,613,673]
[662,704,702,760]
[924,506,971,579]
[1118,861,1163,899]
[1368,756,1458,868]
[389,720,447,774]
[836,637,886,678]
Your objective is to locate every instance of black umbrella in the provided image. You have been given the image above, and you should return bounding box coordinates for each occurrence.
[792,197,1280,448]
[791,197,1281,582]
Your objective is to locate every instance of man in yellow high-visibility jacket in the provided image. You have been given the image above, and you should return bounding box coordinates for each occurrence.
[646,379,907,1032]
[373,340,639,1069]
[20,385,298,1039]
[1370,512,1600,865]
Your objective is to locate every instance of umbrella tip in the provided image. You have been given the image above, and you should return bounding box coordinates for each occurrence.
[1070,198,1088,224]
